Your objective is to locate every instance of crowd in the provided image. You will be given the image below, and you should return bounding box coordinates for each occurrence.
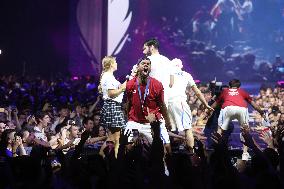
[0,73,283,189]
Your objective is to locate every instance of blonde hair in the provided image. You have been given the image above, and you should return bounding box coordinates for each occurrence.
[98,56,116,93]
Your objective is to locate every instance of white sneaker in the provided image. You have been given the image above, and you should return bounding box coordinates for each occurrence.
[241,152,251,161]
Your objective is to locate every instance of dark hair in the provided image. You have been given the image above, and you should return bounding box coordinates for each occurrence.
[229,79,241,88]
[137,57,151,65]
[93,112,101,117]
[0,129,15,157]
[263,148,279,169]
[68,124,79,132]
[55,123,65,134]
[82,117,93,126]
[143,38,159,49]
[58,104,68,111]
[35,111,49,123]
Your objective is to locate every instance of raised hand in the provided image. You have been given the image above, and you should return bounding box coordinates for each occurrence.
[119,128,131,145]
[258,130,274,149]
[13,136,23,148]
[193,132,207,144]
[12,108,19,116]
[203,108,213,120]
[211,132,223,145]
[96,94,102,102]
[240,124,255,149]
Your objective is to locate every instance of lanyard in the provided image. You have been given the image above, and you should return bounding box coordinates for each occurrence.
[136,78,150,110]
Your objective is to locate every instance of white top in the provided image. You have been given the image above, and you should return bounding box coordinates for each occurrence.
[101,72,124,103]
[148,54,174,90]
[34,126,48,142]
[168,69,196,101]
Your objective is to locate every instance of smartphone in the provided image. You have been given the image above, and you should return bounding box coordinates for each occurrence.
[0,108,5,113]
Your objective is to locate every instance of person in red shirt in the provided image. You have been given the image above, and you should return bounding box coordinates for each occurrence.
[210,79,265,159]
[125,57,172,149]
[211,79,265,134]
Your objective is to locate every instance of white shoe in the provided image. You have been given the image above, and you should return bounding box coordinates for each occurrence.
[241,152,251,161]
[164,165,169,176]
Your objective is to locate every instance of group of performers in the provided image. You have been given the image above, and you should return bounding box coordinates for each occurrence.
[97,38,267,160]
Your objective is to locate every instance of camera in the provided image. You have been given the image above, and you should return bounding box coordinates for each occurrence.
[209,81,224,97]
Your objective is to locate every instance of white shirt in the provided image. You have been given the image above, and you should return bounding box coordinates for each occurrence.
[168,69,196,101]
[101,72,124,103]
[34,126,48,142]
[148,54,174,90]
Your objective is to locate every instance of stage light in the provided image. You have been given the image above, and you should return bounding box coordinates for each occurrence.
[0,49,2,55]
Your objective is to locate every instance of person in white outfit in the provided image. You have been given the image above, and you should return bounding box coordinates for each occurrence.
[142,38,174,107]
[168,58,213,150]
[98,56,127,158]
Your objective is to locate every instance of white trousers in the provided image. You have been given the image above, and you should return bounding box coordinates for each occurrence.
[125,120,170,144]
[168,98,192,132]
[218,106,249,130]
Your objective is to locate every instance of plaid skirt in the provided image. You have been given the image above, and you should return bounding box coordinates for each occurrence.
[100,100,126,129]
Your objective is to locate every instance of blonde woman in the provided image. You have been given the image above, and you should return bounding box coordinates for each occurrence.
[98,56,127,158]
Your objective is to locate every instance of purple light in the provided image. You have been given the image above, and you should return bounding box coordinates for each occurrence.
[277,81,284,85]
[195,80,201,84]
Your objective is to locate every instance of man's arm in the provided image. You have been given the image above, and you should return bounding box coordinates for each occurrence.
[157,83,172,130]
[88,95,102,116]
[108,81,127,98]
[159,102,172,131]
[242,89,265,119]
[250,101,266,121]
[125,82,132,116]
[250,101,263,114]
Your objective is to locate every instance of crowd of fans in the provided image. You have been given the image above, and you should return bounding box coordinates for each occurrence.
[0,75,283,188]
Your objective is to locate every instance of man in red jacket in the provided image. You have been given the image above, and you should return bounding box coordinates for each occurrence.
[125,57,171,150]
